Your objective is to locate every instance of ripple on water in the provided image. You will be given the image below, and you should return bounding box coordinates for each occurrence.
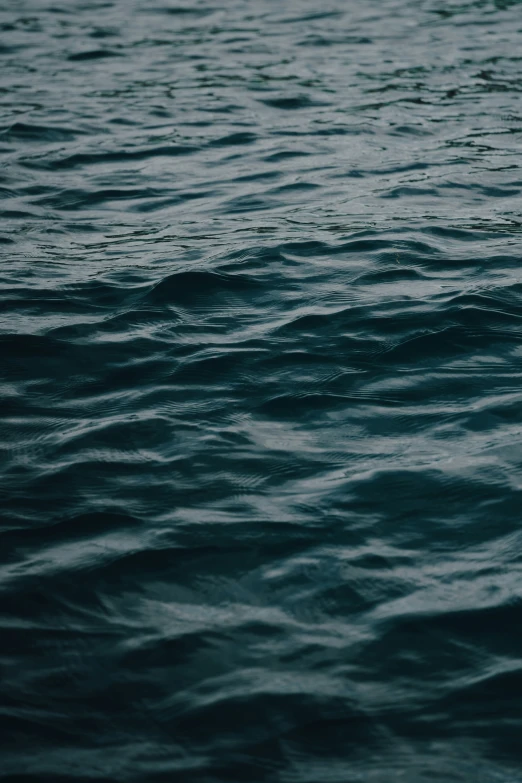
[2,0,522,780]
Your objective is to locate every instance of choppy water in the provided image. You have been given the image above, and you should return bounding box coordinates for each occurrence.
[1,0,522,780]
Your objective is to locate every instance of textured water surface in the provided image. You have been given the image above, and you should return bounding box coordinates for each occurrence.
[1,0,522,781]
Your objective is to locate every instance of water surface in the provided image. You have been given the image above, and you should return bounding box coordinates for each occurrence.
[1,0,522,781]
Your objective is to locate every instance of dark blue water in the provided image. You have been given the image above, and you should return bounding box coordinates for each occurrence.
[2,0,522,780]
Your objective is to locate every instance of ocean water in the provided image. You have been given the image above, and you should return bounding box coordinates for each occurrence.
[1,0,522,780]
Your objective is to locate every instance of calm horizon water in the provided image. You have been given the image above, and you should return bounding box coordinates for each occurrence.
[1,0,522,781]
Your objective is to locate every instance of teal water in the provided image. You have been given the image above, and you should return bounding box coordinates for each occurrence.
[1,1,522,781]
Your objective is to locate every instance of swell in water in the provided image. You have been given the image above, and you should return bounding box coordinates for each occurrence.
[1,0,522,781]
